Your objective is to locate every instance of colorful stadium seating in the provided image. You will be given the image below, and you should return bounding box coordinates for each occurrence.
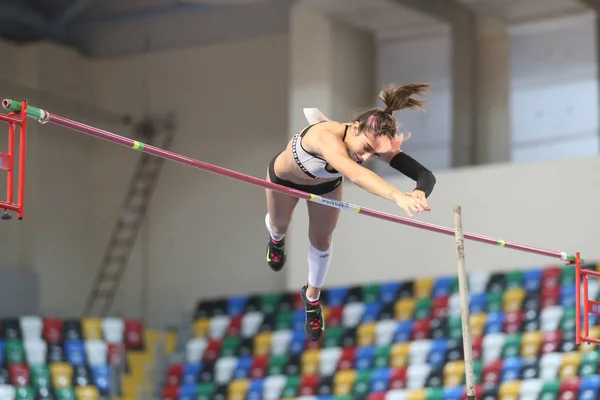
[163,261,600,400]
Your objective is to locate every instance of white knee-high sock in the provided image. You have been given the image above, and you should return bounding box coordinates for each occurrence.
[307,242,332,298]
[265,213,285,241]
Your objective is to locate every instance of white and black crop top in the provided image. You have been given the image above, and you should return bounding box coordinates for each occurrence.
[292,123,359,179]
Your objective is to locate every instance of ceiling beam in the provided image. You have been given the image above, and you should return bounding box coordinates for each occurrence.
[0,3,50,29]
[579,0,600,11]
[389,0,469,24]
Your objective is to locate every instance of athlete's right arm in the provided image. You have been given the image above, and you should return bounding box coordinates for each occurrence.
[315,129,424,216]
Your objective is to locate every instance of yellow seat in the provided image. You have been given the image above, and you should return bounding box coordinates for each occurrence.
[357,322,376,347]
[165,329,178,354]
[521,331,543,358]
[253,332,272,357]
[301,349,321,376]
[406,388,427,400]
[390,343,410,368]
[333,369,357,396]
[395,298,416,320]
[580,327,600,352]
[503,288,525,313]
[82,318,104,340]
[121,374,139,398]
[469,313,487,338]
[444,360,465,387]
[75,386,100,400]
[193,319,210,338]
[499,380,520,400]
[50,363,73,389]
[559,351,582,379]
[414,278,433,299]
[228,379,249,400]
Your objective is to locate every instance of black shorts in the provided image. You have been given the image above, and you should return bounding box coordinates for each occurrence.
[268,154,342,195]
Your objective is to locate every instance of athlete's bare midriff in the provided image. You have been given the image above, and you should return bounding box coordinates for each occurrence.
[272,121,347,185]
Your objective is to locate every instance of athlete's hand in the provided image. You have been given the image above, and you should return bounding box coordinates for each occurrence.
[407,190,431,212]
[392,191,427,217]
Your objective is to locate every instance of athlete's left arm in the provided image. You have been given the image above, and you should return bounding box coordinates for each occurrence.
[379,150,437,198]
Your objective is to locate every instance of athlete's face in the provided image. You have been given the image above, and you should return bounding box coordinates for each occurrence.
[346,123,402,164]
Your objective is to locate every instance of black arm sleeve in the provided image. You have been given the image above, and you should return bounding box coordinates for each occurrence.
[389,152,436,198]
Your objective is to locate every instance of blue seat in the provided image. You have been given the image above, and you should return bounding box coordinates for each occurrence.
[432,277,453,298]
[379,282,400,304]
[0,340,4,366]
[394,320,413,343]
[90,365,110,394]
[354,346,375,370]
[327,286,349,307]
[292,310,306,332]
[64,340,86,366]
[469,293,487,314]
[560,284,576,307]
[178,382,199,400]
[427,339,448,367]
[501,356,523,382]
[227,295,248,317]
[579,375,600,400]
[288,329,306,355]
[181,362,202,385]
[370,367,391,393]
[523,269,542,292]
[231,355,253,380]
[485,312,505,334]
[444,386,463,400]
[362,303,382,323]
[246,378,265,400]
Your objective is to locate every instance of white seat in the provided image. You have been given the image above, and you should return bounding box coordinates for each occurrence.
[519,378,543,400]
[540,306,563,332]
[102,318,124,343]
[24,338,47,365]
[85,340,108,367]
[448,293,462,316]
[209,315,230,339]
[215,356,238,384]
[342,302,365,327]
[539,352,563,380]
[408,340,432,366]
[241,312,264,337]
[469,272,490,294]
[0,384,16,400]
[482,333,506,363]
[318,347,342,376]
[385,389,408,400]
[375,319,397,346]
[406,364,431,389]
[270,330,292,355]
[263,375,287,400]
[20,316,42,340]
[185,338,208,363]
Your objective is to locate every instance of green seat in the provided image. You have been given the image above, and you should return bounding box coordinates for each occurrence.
[352,370,372,396]
[426,387,445,400]
[197,382,216,400]
[502,333,522,358]
[220,337,240,357]
[54,388,76,400]
[29,364,51,389]
[539,379,560,400]
[414,298,432,319]
[5,339,25,364]
[373,345,391,368]
[579,350,600,376]
[505,270,523,288]
[275,311,294,330]
[448,316,462,340]
[15,387,35,400]
[267,354,288,376]
[560,308,576,331]
[472,360,483,384]
[323,326,343,348]
[561,265,576,285]
[361,284,380,303]
[451,277,460,294]
[260,293,281,314]
[280,375,300,397]
[486,292,503,313]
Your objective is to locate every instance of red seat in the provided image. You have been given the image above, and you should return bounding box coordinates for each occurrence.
[367,393,386,400]
[559,376,581,399]
[540,331,561,355]
[293,292,304,310]
[503,311,524,334]
[327,307,344,327]
[9,364,30,387]
[165,363,183,387]
[226,316,242,337]
[388,367,407,390]
[337,347,356,370]
[42,318,63,344]
[202,339,222,363]
[124,320,144,350]
[250,355,269,379]
[107,343,125,367]
[541,286,560,308]
[461,384,484,400]
[305,337,322,350]
[471,337,483,361]
[431,297,449,319]
[162,384,179,400]
[482,360,503,385]
[298,375,320,396]
[542,267,561,289]
[411,318,431,340]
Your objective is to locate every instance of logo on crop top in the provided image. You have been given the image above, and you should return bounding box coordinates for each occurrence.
[292,133,319,179]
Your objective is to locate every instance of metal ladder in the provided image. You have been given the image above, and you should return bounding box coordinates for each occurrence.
[82,115,175,317]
